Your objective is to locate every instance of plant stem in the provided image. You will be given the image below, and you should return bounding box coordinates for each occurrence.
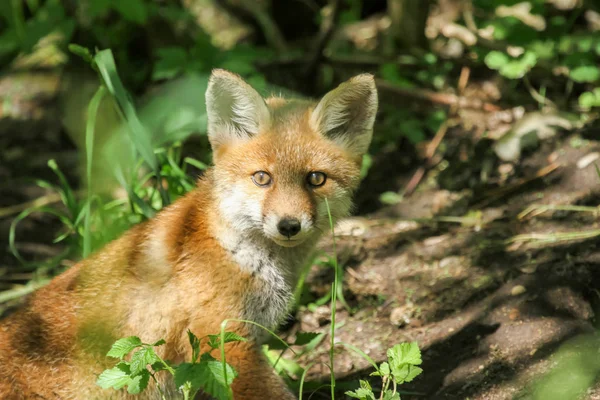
[325,198,337,400]
[150,373,167,400]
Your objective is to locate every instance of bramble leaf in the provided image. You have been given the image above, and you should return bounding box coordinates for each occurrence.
[127,370,150,394]
[371,361,391,377]
[96,362,132,390]
[174,356,237,399]
[129,347,160,375]
[107,337,143,359]
[206,332,247,350]
[187,330,201,363]
[388,342,422,366]
[383,390,401,400]
[387,342,423,384]
[345,380,376,400]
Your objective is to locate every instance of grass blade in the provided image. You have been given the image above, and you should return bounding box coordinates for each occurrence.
[94,49,170,206]
[47,160,77,218]
[83,86,106,257]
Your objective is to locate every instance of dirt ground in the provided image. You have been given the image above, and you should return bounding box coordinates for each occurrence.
[291,131,600,399]
[1,71,600,399]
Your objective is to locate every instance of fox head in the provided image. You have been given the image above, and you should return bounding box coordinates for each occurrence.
[205,69,377,248]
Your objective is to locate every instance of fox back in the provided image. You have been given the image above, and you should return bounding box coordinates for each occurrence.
[0,70,378,399]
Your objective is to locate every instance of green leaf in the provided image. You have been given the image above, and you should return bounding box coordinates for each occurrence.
[153,47,188,81]
[387,342,423,385]
[345,380,376,400]
[379,63,414,88]
[107,336,143,359]
[578,92,598,109]
[174,357,237,399]
[570,65,600,83]
[111,0,148,24]
[484,51,509,70]
[127,370,150,394]
[294,332,321,346]
[371,361,390,377]
[206,332,247,350]
[162,107,204,143]
[187,330,201,363]
[129,347,160,375]
[388,342,422,366]
[499,52,537,79]
[88,0,111,18]
[96,362,131,390]
[380,191,403,205]
[152,339,166,347]
[383,390,401,400]
[392,364,423,384]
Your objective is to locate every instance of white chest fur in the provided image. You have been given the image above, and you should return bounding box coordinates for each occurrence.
[221,232,312,337]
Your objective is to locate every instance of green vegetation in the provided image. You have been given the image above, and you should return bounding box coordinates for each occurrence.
[2,0,600,398]
[97,332,241,400]
[345,342,423,400]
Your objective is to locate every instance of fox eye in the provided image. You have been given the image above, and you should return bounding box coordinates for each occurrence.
[307,171,327,187]
[252,171,272,187]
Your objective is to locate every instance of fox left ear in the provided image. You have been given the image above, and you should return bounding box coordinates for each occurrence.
[205,69,270,149]
[310,74,378,156]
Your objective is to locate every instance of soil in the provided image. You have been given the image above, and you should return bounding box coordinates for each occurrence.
[292,132,600,399]
[1,71,600,399]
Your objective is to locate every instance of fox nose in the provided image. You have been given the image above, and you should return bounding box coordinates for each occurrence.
[277,218,301,238]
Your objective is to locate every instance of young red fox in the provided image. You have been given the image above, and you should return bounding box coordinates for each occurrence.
[0,69,378,399]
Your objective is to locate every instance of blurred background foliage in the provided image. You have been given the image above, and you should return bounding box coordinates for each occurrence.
[1,0,600,397]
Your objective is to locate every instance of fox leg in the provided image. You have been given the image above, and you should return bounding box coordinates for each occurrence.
[225,342,295,400]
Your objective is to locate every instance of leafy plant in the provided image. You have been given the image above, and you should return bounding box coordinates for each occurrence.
[97,330,245,400]
[345,342,423,400]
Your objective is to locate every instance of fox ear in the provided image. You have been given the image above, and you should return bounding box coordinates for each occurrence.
[310,74,378,156]
[205,69,270,148]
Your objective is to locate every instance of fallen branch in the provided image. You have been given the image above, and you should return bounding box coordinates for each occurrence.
[375,79,502,112]
[507,229,600,246]
[518,204,600,220]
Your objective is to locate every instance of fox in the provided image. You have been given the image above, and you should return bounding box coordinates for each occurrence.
[0,69,378,399]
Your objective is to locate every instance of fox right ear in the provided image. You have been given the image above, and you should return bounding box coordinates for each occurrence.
[205,69,270,148]
[310,74,378,156]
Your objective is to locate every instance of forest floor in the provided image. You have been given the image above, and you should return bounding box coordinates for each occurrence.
[1,71,600,400]
[294,127,600,399]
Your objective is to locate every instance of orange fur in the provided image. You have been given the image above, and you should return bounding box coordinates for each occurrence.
[0,70,378,399]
